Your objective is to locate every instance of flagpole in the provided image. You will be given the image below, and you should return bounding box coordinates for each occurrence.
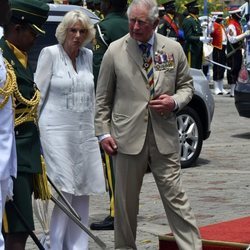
[204,0,208,15]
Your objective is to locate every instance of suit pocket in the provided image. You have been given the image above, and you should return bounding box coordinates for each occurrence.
[111,113,131,140]
[112,113,130,122]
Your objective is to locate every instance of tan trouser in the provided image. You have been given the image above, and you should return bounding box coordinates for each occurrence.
[113,121,202,250]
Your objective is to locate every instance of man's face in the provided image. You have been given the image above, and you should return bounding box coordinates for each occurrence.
[165,4,176,15]
[216,17,223,24]
[189,6,199,15]
[100,0,109,16]
[0,0,11,26]
[128,5,158,43]
[15,24,39,52]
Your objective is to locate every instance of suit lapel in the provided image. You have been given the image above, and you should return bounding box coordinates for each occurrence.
[125,35,167,97]
[153,35,164,86]
[126,37,148,81]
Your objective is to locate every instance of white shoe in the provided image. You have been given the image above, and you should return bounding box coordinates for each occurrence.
[230,84,235,97]
[217,80,228,95]
[214,81,222,95]
[222,89,228,95]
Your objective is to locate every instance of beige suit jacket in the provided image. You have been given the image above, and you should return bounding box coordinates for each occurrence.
[95,33,194,155]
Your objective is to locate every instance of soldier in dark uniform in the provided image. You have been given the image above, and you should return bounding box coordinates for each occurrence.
[157,0,184,43]
[0,0,49,249]
[90,0,128,231]
[182,0,208,69]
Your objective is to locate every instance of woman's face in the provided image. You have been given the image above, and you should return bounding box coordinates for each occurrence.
[64,20,87,50]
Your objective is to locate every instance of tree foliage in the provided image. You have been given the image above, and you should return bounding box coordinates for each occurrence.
[127,0,229,16]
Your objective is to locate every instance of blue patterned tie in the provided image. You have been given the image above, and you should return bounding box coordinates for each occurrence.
[139,43,154,99]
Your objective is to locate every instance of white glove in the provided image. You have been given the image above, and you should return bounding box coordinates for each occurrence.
[199,36,213,44]
[200,21,208,28]
[6,178,13,202]
[235,30,250,42]
[244,30,250,37]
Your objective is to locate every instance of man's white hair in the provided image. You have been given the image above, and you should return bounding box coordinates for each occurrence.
[127,0,159,23]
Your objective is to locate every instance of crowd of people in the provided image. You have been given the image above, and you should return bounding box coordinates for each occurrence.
[158,0,250,97]
[0,0,249,249]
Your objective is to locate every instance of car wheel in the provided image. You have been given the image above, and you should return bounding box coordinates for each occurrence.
[177,106,203,168]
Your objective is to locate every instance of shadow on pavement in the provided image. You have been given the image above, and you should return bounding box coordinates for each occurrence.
[231,132,250,139]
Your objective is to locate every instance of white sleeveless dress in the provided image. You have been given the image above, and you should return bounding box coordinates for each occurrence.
[35,44,105,195]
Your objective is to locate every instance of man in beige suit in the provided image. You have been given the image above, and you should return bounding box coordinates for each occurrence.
[95,0,202,249]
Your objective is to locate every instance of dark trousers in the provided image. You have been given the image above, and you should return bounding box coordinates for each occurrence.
[227,49,242,85]
[213,45,226,81]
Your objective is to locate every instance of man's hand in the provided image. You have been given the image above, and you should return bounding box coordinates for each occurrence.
[100,136,118,156]
[148,94,175,114]
[244,30,250,37]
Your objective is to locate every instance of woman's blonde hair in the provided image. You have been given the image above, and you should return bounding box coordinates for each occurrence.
[55,9,96,47]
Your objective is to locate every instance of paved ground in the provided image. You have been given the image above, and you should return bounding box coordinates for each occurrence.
[27,86,250,249]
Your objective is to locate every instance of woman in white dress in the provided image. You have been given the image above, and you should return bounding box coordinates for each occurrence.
[34,10,105,250]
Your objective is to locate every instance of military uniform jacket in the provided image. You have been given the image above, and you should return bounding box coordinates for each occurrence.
[227,18,243,53]
[211,22,226,49]
[182,14,203,51]
[158,14,179,40]
[93,11,128,86]
[0,37,42,174]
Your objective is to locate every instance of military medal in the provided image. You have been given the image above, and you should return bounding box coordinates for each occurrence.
[142,54,150,69]
[154,48,175,71]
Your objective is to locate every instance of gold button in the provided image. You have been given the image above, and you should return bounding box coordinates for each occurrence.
[160,112,164,116]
